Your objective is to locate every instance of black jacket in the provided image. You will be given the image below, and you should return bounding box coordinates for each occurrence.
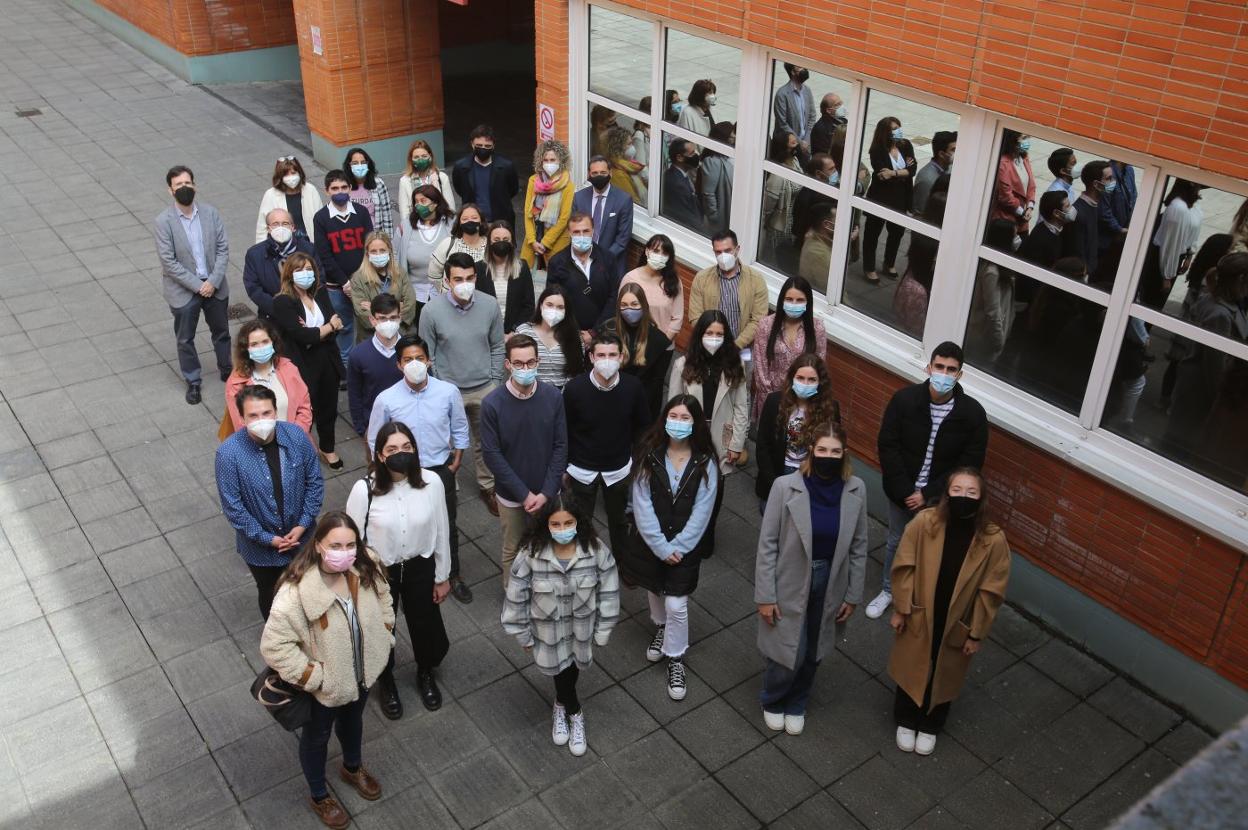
[243,235,319,320]
[271,288,342,381]
[876,381,988,508]
[620,450,717,596]
[474,259,535,333]
[1018,222,1072,271]
[662,164,703,232]
[754,390,842,500]
[866,140,917,213]
[546,244,620,330]
[451,155,519,226]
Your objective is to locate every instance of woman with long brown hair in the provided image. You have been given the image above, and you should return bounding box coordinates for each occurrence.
[398,138,456,227]
[666,310,748,473]
[222,319,312,437]
[754,353,841,508]
[599,283,672,418]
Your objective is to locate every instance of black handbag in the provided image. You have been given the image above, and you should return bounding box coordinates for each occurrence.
[251,667,313,731]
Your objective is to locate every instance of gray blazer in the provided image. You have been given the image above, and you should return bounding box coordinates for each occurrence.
[773,81,816,144]
[155,203,230,307]
[754,473,869,670]
[699,155,734,236]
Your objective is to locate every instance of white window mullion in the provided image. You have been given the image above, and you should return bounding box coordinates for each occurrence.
[647,16,664,218]
[824,79,869,310]
[568,0,589,174]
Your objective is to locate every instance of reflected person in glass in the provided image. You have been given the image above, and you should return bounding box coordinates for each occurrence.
[863,117,916,283]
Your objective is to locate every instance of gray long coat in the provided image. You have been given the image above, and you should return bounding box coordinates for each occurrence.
[754,473,869,670]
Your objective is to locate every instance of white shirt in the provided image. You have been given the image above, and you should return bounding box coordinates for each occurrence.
[302,297,324,328]
[573,252,593,279]
[371,334,396,359]
[566,370,632,486]
[249,364,289,422]
[345,475,451,581]
[329,200,357,221]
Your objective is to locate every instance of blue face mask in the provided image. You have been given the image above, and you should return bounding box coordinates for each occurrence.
[511,367,538,386]
[350,163,369,179]
[1017,139,1031,154]
[248,344,275,364]
[829,171,840,186]
[782,302,807,319]
[1103,179,1118,193]
[891,127,904,141]
[550,525,577,545]
[330,191,351,206]
[792,380,818,399]
[665,419,693,440]
[571,235,593,253]
[620,307,644,325]
[293,270,316,289]
[929,372,957,396]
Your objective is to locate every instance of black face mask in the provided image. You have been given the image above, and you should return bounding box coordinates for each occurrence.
[683,153,700,168]
[588,174,611,191]
[795,69,810,83]
[473,146,493,162]
[948,495,980,520]
[460,221,481,236]
[489,240,513,258]
[384,451,415,474]
[173,185,195,207]
[812,456,843,480]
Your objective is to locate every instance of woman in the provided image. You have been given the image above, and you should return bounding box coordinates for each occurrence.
[677,79,716,136]
[1138,179,1205,310]
[345,423,452,720]
[272,253,345,469]
[522,140,575,270]
[619,234,683,339]
[599,284,672,418]
[344,147,393,237]
[255,155,323,242]
[398,139,456,227]
[863,117,917,283]
[514,284,585,389]
[762,130,803,263]
[1159,232,1233,407]
[633,99,652,185]
[664,89,683,124]
[756,420,868,735]
[888,468,1011,756]
[589,105,617,158]
[892,192,944,339]
[349,232,418,341]
[501,495,620,757]
[260,512,394,828]
[667,310,748,474]
[755,355,841,508]
[620,395,720,701]
[605,126,647,204]
[699,121,735,235]
[428,203,488,284]
[475,221,536,335]
[990,130,1037,236]
[223,320,312,437]
[752,276,827,421]
[395,184,454,317]
[966,218,1019,365]
[1228,198,1248,254]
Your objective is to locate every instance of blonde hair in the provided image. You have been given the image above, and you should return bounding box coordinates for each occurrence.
[615,283,654,367]
[404,139,440,179]
[797,420,853,481]
[356,231,394,291]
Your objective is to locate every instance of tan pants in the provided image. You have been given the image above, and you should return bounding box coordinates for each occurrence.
[497,503,529,589]
[459,382,496,493]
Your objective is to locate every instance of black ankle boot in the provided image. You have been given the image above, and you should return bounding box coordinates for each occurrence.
[378,672,403,720]
[417,669,442,711]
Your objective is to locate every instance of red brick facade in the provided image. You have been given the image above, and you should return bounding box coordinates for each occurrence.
[94,0,295,56]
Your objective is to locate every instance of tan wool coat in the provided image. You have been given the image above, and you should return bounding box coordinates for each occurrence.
[887,508,1011,709]
[260,555,396,708]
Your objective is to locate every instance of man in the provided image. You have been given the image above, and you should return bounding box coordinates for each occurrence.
[347,292,404,441]
[216,385,324,620]
[1019,190,1077,270]
[810,92,848,156]
[243,208,318,321]
[867,342,988,620]
[418,252,505,515]
[562,333,650,557]
[480,334,568,588]
[572,155,633,279]
[451,124,519,225]
[155,165,231,405]
[1097,160,1138,280]
[1064,160,1113,278]
[663,139,704,232]
[546,213,620,339]
[313,169,373,368]
[773,63,816,156]
[791,154,837,245]
[688,230,770,363]
[913,131,956,216]
[1045,148,1078,200]
[367,335,473,603]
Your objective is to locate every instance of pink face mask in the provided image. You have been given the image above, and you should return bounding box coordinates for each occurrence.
[320,546,356,573]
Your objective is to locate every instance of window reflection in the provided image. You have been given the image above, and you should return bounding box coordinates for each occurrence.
[766,61,853,174]
[841,214,939,340]
[664,31,741,131]
[660,133,730,236]
[588,105,647,206]
[588,6,652,109]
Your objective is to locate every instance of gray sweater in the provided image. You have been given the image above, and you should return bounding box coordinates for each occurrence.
[480,382,568,503]
[418,291,505,389]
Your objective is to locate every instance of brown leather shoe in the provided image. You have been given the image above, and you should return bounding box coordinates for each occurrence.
[309,796,350,829]
[339,764,382,801]
[479,488,499,517]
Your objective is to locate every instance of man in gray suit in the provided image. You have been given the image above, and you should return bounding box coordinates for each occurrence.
[571,156,634,280]
[774,64,816,158]
[155,165,232,405]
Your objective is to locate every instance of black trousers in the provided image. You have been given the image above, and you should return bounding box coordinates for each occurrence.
[862,213,904,273]
[566,474,629,561]
[248,563,287,620]
[429,462,461,579]
[303,350,339,453]
[383,555,449,676]
[554,664,580,715]
[894,676,951,734]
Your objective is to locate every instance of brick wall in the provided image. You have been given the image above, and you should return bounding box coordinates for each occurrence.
[94,0,295,56]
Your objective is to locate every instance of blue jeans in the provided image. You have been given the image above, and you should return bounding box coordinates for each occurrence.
[299,687,369,798]
[326,287,355,369]
[882,499,916,593]
[760,558,831,716]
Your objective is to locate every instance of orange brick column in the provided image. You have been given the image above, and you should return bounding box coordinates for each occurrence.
[534,0,569,143]
[292,0,445,174]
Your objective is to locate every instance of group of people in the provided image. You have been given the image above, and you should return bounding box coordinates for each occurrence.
[160,123,1016,828]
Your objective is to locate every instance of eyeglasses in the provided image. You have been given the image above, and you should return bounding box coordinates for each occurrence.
[509,360,540,370]
[277,155,296,162]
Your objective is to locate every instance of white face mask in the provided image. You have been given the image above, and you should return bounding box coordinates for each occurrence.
[1062,206,1078,223]
[624,145,637,159]
[716,251,737,272]
[646,252,669,270]
[595,358,621,380]
[282,173,302,189]
[1011,235,1022,252]
[246,418,277,442]
[834,104,848,119]
[403,359,428,385]
[368,252,390,268]
[375,320,401,339]
[705,94,717,106]
[541,306,565,326]
[542,161,560,177]
[269,226,293,245]
[451,281,475,301]
[702,336,724,354]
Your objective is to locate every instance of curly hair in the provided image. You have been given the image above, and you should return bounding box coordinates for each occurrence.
[532,139,571,175]
[776,354,841,452]
[604,126,634,162]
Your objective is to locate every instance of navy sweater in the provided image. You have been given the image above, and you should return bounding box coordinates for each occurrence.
[480,382,568,502]
[346,339,402,435]
[562,372,651,472]
[312,206,373,287]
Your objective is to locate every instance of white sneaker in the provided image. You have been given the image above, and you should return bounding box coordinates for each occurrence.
[551,703,569,746]
[865,590,893,619]
[568,712,587,756]
[896,726,917,752]
[666,658,687,701]
[646,625,666,662]
[763,710,785,731]
[784,714,805,736]
[915,732,937,755]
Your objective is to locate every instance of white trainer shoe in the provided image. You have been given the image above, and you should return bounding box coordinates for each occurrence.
[568,712,587,756]
[915,732,937,755]
[784,714,805,736]
[551,703,569,746]
[763,710,785,731]
[896,726,917,752]
[646,625,666,662]
[666,658,687,701]
[865,590,893,619]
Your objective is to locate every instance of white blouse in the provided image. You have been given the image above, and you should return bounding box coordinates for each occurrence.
[345,474,451,580]
[250,364,289,422]
[302,297,324,328]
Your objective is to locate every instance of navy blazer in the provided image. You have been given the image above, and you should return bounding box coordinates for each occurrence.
[572,185,634,276]
[243,235,319,320]
[451,154,519,226]
[662,165,704,233]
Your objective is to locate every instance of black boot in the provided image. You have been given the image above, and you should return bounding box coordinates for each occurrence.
[417,669,442,711]
[378,671,403,720]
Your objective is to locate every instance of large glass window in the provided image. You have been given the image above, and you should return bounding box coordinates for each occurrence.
[663,31,741,132]
[659,133,730,235]
[588,6,652,110]
[587,104,647,207]
[765,61,854,175]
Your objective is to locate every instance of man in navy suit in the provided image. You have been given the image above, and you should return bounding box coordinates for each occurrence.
[572,156,633,279]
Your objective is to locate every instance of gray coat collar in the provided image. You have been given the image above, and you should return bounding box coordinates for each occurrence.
[780,473,864,560]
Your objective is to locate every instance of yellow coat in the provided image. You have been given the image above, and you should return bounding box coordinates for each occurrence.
[521,174,576,267]
[887,508,1011,709]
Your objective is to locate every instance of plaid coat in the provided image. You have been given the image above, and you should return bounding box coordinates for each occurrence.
[501,541,620,675]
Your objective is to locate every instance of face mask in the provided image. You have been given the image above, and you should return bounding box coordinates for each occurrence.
[452,281,475,302]
[403,359,428,385]
[320,545,357,573]
[173,185,195,206]
[542,161,560,177]
[1017,139,1031,154]
[701,336,724,354]
[473,146,493,162]
[1069,163,1083,180]
[670,101,684,116]
[571,236,593,253]
[704,94,717,106]
[269,226,293,245]
[646,252,669,270]
[683,152,701,167]
[541,306,565,326]
[375,320,401,339]
[282,173,302,189]
[248,344,275,364]
[947,495,980,520]
[929,372,957,396]
[350,163,370,179]
[383,451,414,474]
[551,525,578,545]
[330,191,351,206]
[1103,179,1118,193]
[891,127,904,141]
[293,270,316,289]
[460,220,481,236]
[812,456,843,479]
[624,145,637,159]
[588,174,611,191]
[792,380,819,399]
[794,69,810,83]
[511,366,538,386]
[414,203,433,219]
[1012,235,1022,251]
[834,104,848,119]
[246,418,277,442]
[665,419,693,440]
[620,307,643,325]
[368,252,390,268]
[829,171,841,186]
[1062,206,1078,223]
[413,156,432,171]
[490,240,513,258]
[595,358,621,379]
[716,252,737,272]
[783,302,807,319]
